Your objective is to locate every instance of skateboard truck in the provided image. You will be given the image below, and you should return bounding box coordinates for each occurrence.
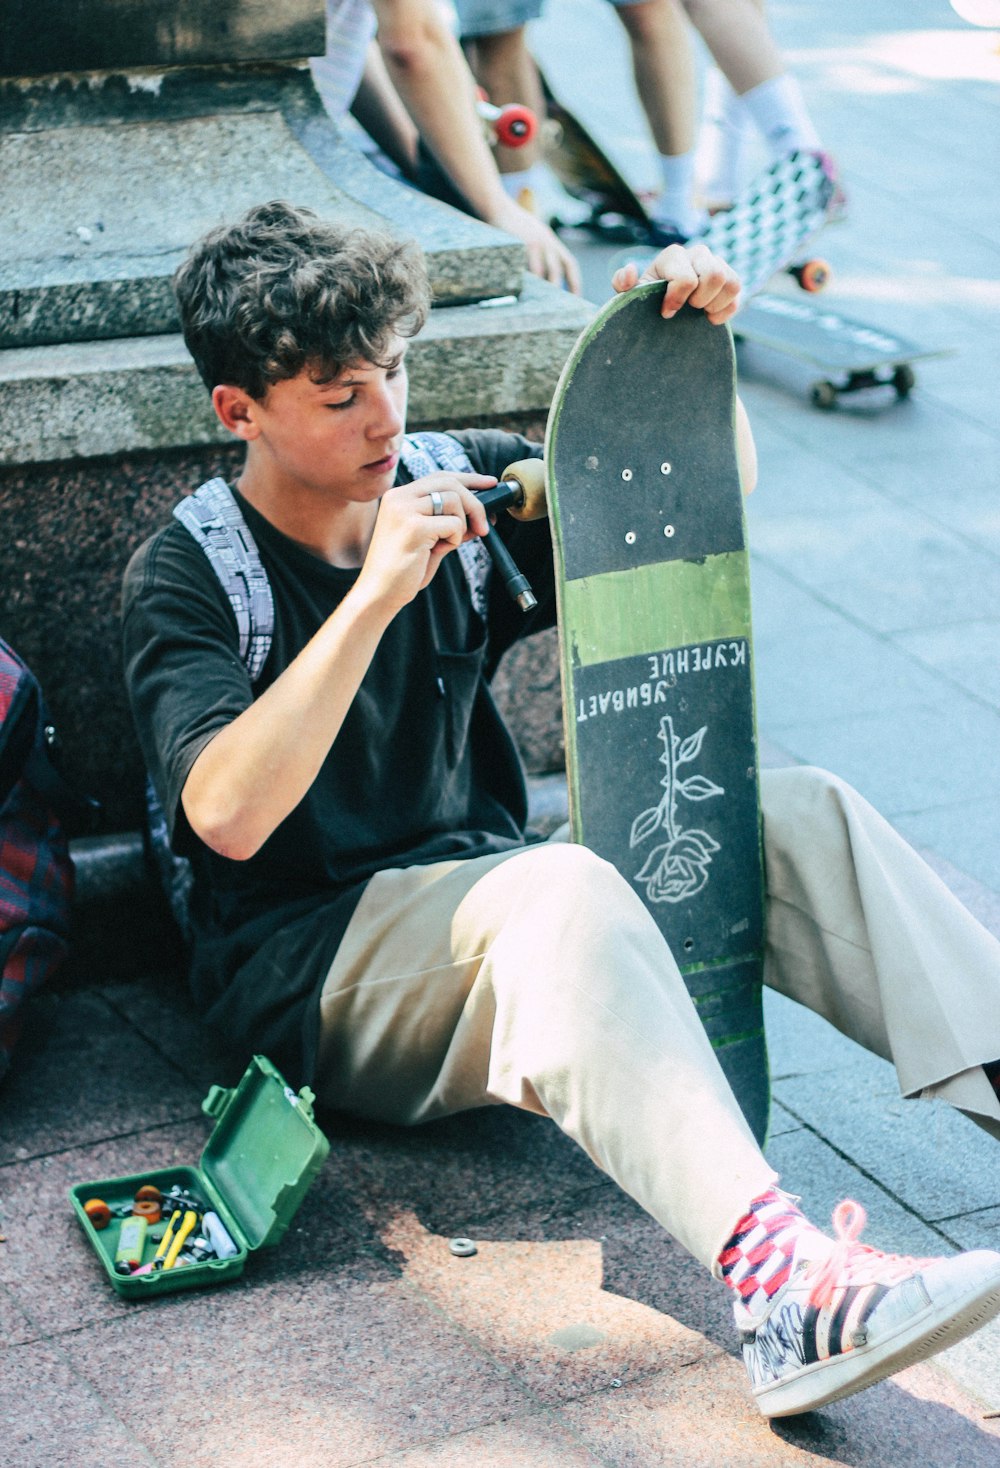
[475,459,548,614]
[475,92,537,151]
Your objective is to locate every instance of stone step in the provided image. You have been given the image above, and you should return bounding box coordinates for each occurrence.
[0,275,592,466]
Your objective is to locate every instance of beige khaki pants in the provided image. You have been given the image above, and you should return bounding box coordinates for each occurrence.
[316,766,1000,1270]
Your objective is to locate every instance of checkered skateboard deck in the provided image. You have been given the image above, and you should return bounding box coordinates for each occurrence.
[701,150,837,300]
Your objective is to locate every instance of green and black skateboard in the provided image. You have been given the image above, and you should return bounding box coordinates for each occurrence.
[541,283,769,1143]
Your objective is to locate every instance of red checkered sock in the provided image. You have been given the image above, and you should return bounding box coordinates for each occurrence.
[717,1188,819,1320]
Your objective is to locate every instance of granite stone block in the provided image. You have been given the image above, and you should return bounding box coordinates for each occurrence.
[0,92,527,348]
[1,0,326,77]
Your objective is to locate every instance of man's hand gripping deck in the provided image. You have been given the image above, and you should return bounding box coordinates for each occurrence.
[544,285,769,1142]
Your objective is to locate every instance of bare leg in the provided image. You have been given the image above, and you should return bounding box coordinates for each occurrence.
[681,0,783,94]
[615,0,696,155]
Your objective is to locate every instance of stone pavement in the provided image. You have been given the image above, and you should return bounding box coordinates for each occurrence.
[2,2,999,1463]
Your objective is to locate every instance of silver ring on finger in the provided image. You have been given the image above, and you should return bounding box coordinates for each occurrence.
[429,490,444,516]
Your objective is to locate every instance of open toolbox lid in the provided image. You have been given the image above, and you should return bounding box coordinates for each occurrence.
[200,1055,329,1251]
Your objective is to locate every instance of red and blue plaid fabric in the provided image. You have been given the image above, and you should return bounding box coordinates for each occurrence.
[0,638,74,1078]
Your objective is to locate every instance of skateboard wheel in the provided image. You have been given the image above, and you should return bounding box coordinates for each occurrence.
[495,104,537,150]
[500,459,548,521]
[810,380,839,410]
[790,258,830,293]
[134,1184,162,1203]
[132,1199,162,1222]
[893,364,916,398]
[83,1198,112,1230]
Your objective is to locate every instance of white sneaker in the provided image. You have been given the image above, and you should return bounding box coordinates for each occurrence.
[738,1200,1000,1418]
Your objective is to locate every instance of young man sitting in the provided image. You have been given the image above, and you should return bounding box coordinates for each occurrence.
[122,201,1000,1420]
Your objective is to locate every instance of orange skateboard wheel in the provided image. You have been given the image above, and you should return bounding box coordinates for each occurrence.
[132,1198,162,1223]
[792,258,830,293]
[83,1197,112,1230]
[134,1184,163,1203]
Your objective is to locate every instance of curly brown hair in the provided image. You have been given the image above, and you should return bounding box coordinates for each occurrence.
[174,201,432,399]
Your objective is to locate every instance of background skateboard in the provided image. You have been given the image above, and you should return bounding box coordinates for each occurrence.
[543,282,770,1143]
[539,78,836,298]
[698,150,836,299]
[733,291,950,408]
[537,68,653,237]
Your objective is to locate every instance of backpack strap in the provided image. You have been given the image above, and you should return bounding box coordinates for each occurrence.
[401,433,493,620]
[173,478,275,682]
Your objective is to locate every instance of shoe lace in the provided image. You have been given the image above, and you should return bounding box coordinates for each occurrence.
[803,1199,933,1312]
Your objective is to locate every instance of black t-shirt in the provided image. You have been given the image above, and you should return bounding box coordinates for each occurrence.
[122,430,552,1085]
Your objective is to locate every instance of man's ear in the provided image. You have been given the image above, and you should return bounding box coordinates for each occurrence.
[212,384,262,441]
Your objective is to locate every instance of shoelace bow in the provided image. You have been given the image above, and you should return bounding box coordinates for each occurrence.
[803,1199,933,1311]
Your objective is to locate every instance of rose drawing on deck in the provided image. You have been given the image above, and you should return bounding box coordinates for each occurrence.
[630,716,725,903]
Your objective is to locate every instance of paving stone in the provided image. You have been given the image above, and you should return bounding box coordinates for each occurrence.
[892,619,1000,711]
[772,1067,1000,1227]
[0,990,202,1165]
[320,1105,605,1241]
[938,1205,1000,1255]
[94,973,237,1093]
[751,568,949,729]
[765,701,1000,821]
[362,1416,606,1467]
[762,987,883,1086]
[0,1338,145,1467]
[373,1198,719,1408]
[557,1349,1000,1467]
[68,1266,536,1468]
[764,1122,958,1260]
[893,797,1000,895]
[0,1281,38,1348]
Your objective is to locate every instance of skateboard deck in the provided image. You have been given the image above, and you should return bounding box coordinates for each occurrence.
[734,292,950,407]
[699,151,836,299]
[544,283,770,1143]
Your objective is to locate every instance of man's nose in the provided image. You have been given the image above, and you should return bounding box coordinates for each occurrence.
[370,381,404,437]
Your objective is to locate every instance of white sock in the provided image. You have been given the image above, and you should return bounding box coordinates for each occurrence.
[499,163,547,200]
[696,68,754,205]
[740,74,821,158]
[651,151,707,238]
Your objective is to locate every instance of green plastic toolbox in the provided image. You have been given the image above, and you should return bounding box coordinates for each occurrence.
[69,1055,330,1299]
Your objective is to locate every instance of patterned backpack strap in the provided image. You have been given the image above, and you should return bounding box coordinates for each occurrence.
[401,433,492,620]
[153,480,276,942]
[173,478,275,681]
